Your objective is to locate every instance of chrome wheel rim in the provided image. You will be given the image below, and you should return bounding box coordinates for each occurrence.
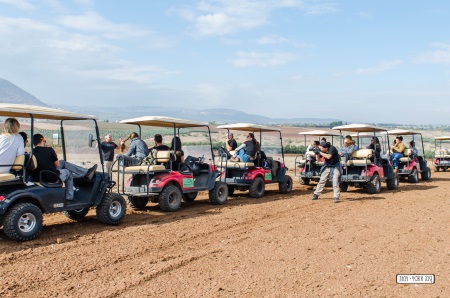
[109,201,122,218]
[19,213,36,233]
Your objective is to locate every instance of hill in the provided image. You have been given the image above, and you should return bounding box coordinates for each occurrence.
[0,78,47,106]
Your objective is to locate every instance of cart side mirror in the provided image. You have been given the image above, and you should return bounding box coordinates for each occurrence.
[52,133,59,145]
[88,134,95,147]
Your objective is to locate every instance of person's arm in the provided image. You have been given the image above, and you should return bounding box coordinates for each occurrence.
[225,139,233,151]
[318,151,332,160]
[235,143,245,152]
[124,141,136,156]
[52,149,60,168]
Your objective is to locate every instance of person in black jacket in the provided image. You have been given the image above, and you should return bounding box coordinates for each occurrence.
[311,141,341,203]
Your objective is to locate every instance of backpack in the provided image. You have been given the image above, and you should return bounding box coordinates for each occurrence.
[140,148,158,166]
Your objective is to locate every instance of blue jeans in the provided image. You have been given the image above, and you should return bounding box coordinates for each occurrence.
[236,149,251,162]
[391,153,403,168]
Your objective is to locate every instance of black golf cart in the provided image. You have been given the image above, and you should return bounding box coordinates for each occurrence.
[216,123,293,198]
[113,116,228,212]
[0,104,126,241]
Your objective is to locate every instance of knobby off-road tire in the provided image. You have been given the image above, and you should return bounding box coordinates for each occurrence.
[339,182,349,192]
[299,177,310,185]
[158,185,182,212]
[183,192,198,202]
[96,193,126,225]
[209,181,228,205]
[227,186,235,196]
[249,176,265,198]
[279,175,293,194]
[366,173,381,194]
[3,203,43,241]
[421,167,431,181]
[127,196,149,209]
[408,168,419,183]
[63,208,90,221]
[386,174,399,190]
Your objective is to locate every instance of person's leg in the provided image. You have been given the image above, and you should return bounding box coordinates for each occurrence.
[332,167,341,201]
[105,161,113,178]
[238,150,250,162]
[392,153,402,168]
[59,169,74,200]
[58,160,88,178]
[313,167,331,197]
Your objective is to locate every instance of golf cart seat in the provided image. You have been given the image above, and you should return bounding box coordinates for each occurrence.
[0,155,25,183]
[124,151,172,173]
[346,149,373,166]
[216,157,255,169]
[399,149,412,163]
[435,149,450,158]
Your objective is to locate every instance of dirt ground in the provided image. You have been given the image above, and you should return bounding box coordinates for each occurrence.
[0,169,448,297]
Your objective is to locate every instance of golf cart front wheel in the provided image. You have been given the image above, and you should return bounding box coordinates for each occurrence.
[96,193,126,225]
[421,167,431,181]
[279,175,293,194]
[209,181,228,205]
[3,203,43,241]
[408,168,419,183]
[63,208,90,221]
[386,174,399,190]
[366,173,381,194]
[127,196,149,209]
[299,177,310,185]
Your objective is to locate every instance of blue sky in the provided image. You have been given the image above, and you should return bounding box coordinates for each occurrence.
[1,0,450,124]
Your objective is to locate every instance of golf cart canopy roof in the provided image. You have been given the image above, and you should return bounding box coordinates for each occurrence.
[216,123,281,132]
[298,129,340,137]
[350,132,383,138]
[119,116,208,128]
[434,136,450,141]
[385,129,421,136]
[0,103,96,120]
[332,123,387,133]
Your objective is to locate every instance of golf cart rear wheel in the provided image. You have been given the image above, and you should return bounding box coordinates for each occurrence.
[408,168,419,183]
[421,167,431,181]
[366,173,381,194]
[209,181,228,205]
[386,174,399,190]
[279,175,293,194]
[183,192,198,202]
[3,203,43,241]
[299,177,310,185]
[443,167,447,172]
[227,186,235,196]
[339,182,349,192]
[434,167,439,172]
[63,208,90,221]
[96,193,126,225]
[127,196,149,209]
[158,185,182,212]
[249,177,265,198]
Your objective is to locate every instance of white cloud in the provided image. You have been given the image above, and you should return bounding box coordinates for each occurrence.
[415,43,450,64]
[256,34,289,45]
[0,0,34,10]
[354,60,402,75]
[230,51,297,68]
[175,0,337,37]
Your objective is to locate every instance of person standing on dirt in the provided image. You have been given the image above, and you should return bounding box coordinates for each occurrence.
[31,134,97,200]
[311,141,341,203]
[390,136,405,173]
[0,118,25,174]
[100,134,118,178]
[117,132,149,166]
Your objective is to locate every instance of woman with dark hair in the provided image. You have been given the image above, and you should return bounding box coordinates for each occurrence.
[116,132,149,166]
[170,136,184,170]
[231,133,257,162]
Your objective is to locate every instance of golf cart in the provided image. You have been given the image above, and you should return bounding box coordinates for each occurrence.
[0,104,126,241]
[113,116,228,212]
[433,136,450,172]
[332,124,399,194]
[294,129,340,185]
[216,123,293,198]
[385,129,431,182]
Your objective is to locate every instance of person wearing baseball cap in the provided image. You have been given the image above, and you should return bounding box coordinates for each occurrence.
[311,141,342,203]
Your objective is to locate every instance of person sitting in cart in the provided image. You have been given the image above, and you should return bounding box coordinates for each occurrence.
[366,137,382,164]
[230,133,257,162]
[409,141,418,159]
[117,132,149,166]
[0,118,25,174]
[339,136,356,164]
[31,134,97,200]
[390,136,406,173]
[306,141,321,163]
[170,136,184,171]
[151,134,170,151]
[226,133,237,152]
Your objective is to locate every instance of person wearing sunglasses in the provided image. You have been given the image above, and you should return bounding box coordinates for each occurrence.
[230,133,257,162]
